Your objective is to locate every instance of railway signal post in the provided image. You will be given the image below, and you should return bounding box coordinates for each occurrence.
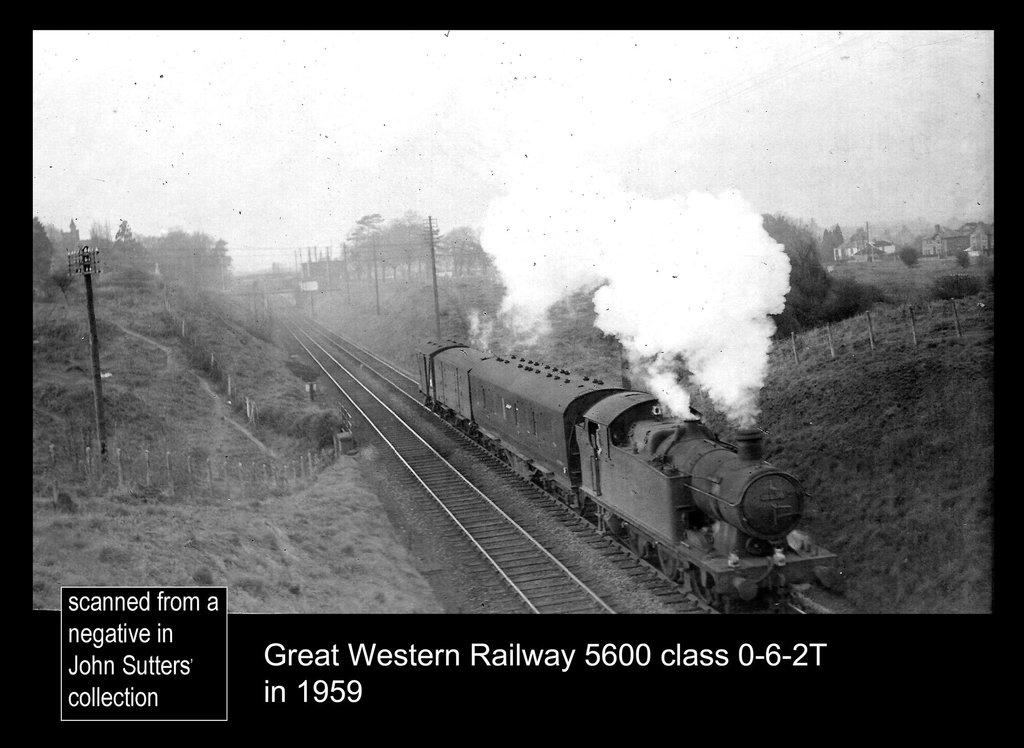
[67,245,107,458]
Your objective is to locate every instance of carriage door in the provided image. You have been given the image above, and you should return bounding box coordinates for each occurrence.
[586,421,602,496]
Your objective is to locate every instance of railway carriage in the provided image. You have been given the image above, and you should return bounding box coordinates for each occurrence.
[417,339,841,609]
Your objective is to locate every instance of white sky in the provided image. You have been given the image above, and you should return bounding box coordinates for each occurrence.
[33,30,993,272]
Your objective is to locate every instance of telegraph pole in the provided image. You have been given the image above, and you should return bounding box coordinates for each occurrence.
[68,246,107,458]
[372,235,381,316]
[427,216,442,341]
[343,242,351,306]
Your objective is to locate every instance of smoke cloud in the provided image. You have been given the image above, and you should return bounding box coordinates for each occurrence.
[480,159,790,428]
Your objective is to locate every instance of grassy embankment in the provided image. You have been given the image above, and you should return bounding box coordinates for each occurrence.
[32,265,441,613]
[315,256,993,613]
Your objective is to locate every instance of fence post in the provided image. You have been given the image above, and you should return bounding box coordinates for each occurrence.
[951,299,962,337]
[186,454,194,498]
[145,449,151,486]
[909,306,918,346]
[866,312,875,352]
[826,322,835,359]
[208,459,215,497]
[117,447,124,488]
[166,450,175,497]
[790,331,799,364]
[50,443,58,507]
[237,461,244,498]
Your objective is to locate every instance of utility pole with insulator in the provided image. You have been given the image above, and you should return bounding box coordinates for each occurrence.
[427,216,442,341]
[67,245,107,458]
[372,235,381,316]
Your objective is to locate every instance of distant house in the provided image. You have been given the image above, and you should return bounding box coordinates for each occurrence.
[833,234,896,261]
[921,224,981,258]
[921,226,945,257]
[870,239,896,256]
[834,238,866,261]
[961,222,994,255]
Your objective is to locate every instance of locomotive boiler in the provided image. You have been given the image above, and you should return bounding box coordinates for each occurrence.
[416,339,840,610]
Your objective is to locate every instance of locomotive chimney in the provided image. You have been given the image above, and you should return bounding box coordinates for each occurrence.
[735,427,764,462]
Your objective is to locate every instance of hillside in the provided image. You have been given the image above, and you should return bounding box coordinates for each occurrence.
[317,259,994,614]
[31,266,442,613]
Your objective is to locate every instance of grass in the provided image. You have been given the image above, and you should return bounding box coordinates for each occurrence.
[32,267,443,613]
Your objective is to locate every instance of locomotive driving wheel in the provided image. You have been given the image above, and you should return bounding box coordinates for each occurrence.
[573,493,590,517]
[657,547,682,582]
[597,507,622,537]
[687,568,724,610]
[627,526,653,561]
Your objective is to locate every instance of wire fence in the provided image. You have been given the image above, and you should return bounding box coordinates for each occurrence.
[36,293,357,506]
[768,297,992,367]
[39,431,356,507]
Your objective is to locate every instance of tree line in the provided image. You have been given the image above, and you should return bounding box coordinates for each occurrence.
[341,211,493,281]
[33,216,232,292]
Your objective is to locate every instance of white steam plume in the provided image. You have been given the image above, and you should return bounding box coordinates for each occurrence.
[480,163,789,428]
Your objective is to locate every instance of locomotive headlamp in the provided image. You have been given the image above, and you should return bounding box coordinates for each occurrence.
[772,548,787,566]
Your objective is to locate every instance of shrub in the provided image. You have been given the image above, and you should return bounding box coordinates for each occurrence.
[897,246,920,268]
[819,277,888,324]
[954,249,970,268]
[289,409,350,450]
[933,274,982,300]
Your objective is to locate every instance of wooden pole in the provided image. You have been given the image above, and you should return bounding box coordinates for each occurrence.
[826,322,835,359]
[343,243,351,307]
[166,450,174,497]
[866,312,875,351]
[428,216,442,341]
[117,447,124,488]
[909,306,918,346]
[790,331,799,364]
[50,444,58,505]
[208,459,215,497]
[186,454,194,498]
[372,236,381,316]
[951,299,962,337]
[83,268,107,457]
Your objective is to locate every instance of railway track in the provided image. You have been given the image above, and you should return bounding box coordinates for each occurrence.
[283,314,713,614]
[282,319,630,614]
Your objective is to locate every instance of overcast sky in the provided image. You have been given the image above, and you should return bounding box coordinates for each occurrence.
[33,30,993,272]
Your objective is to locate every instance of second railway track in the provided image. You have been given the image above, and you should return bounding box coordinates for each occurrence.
[283,314,714,615]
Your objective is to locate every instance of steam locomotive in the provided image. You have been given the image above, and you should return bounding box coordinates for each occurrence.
[416,340,841,610]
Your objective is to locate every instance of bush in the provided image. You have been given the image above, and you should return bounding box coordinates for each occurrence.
[954,249,970,268]
[819,277,888,325]
[933,274,982,300]
[47,271,73,302]
[289,409,350,450]
[897,246,920,268]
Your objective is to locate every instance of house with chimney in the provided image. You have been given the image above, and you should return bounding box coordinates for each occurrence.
[921,223,993,258]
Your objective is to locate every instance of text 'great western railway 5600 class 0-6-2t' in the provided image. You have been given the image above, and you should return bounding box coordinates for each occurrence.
[417,339,841,611]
